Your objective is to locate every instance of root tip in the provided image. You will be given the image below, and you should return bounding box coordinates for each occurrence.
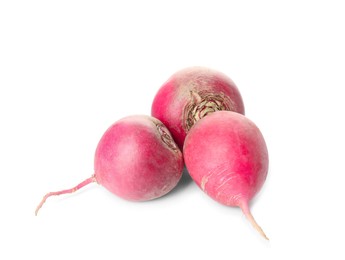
[240,202,269,240]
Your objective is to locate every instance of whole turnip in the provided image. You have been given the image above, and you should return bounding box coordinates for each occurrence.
[35,115,183,215]
[151,66,245,149]
[183,111,269,239]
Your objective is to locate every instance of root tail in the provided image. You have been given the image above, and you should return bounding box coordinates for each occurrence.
[35,175,96,216]
[240,202,269,240]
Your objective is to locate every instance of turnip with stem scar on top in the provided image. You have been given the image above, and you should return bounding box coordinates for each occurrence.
[183,111,269,240]
[35,115,184,215]
[151,66,245,150]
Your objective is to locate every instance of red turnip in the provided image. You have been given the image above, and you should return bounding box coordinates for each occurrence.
[151,66,245,149]
[183,111,269,239]
[35,115,183,215]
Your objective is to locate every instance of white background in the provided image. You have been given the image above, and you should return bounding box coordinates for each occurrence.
[1,1,344,259]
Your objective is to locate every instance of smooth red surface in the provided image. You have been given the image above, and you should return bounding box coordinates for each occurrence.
[183,111,268,207]
[151,67,245,149]
[94,115,183,201]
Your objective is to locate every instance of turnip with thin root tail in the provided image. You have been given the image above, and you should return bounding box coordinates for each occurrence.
[183,111,269,239]
[35,115,183,215]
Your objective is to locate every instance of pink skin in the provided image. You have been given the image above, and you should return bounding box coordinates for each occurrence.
[35,115,183,215]
[151,66,245,149]
[183,111,269,239]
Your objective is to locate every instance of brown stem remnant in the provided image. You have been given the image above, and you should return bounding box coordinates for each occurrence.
[156,123,179,152]
[183,90,234,131]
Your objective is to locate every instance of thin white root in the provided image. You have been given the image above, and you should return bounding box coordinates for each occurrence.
[240,202,269,240]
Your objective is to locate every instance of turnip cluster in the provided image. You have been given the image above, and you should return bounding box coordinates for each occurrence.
[36,66,269,240]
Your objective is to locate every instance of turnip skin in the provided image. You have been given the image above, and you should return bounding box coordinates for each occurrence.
[183,111,268,239]
[151,66,245,149]
[35,115,183,215]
